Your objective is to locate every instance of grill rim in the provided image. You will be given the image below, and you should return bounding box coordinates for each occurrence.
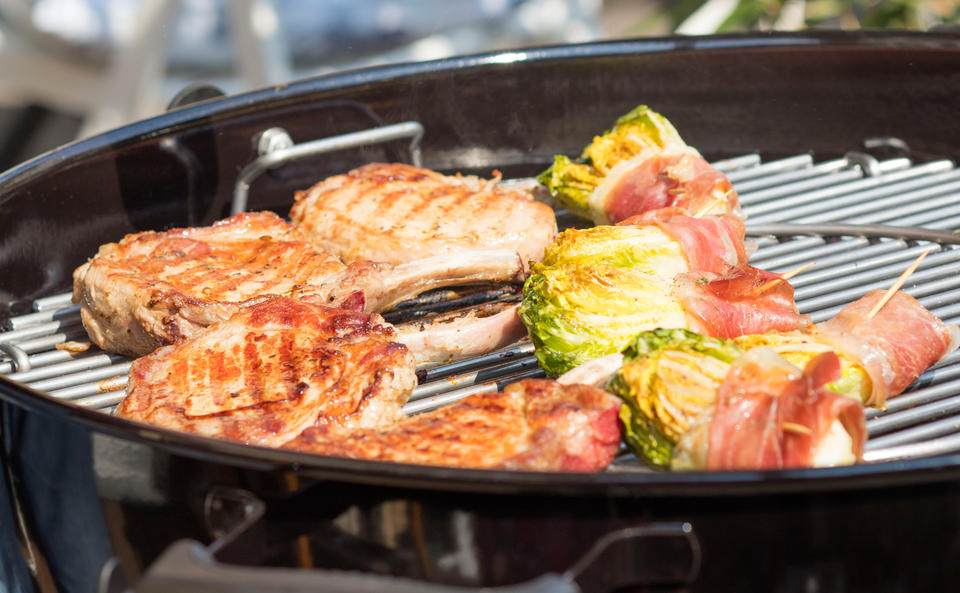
[9,365,960,498]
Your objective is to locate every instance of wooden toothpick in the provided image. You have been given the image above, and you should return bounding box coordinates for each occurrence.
[747,261,816,297]
[866,248,933,319]
[782,421,813,436]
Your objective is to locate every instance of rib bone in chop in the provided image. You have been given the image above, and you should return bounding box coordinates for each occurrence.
[393,300,527,364]
[285,378,623,471]
[73,211,524,357]
[116,297,416,447]
[290,163,558,267]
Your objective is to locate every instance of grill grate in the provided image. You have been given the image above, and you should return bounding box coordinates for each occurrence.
[4,147,960,468]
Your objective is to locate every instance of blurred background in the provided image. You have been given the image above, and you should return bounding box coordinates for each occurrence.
[0,0,956,172]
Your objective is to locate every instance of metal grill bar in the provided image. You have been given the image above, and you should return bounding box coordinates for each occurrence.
[710,153,762,174]
[32,293,74,312]
[742,159,953,220]
[793,246,952,299]
[7,353,128,384]
[26,361,133,395]
[0,330,91,375]
[8,304,82,331]
[796,177,960,225]
[4,147,960,467]
[732,158,851,194]
[723,154,812,183]
[748,236,871,268]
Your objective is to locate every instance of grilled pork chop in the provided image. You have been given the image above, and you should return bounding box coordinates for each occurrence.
[285,378,622,471]
[73,211,524,357]
[290,163,558,267]
[116,297,416,447]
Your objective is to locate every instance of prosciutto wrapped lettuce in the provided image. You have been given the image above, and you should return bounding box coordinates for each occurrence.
[606,330,866,470]
[696,348,866,471]
[537,105,740,224]
[735,290,959,408]
[607,329,742,467]
[519,210,807,376]
[520,258,687,377]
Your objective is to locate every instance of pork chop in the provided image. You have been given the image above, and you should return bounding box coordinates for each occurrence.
[289,163,558,267]
[73,211,525,357]
[116,297,416,447]
[285,378,623,471]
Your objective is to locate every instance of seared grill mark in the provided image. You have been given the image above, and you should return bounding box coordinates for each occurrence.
[169,355,189,400]
[380,188,422,232]
[339,175,367,212]
[209,348,228,385]
[330,310,374,337]
[278,332,300,398]
[242,332,268,407]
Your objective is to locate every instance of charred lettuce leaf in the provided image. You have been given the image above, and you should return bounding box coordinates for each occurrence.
[733,331,872,402]
[538,224,688,273]
[536,105,687,221]
[606,329,743,468]
[520,265,686,377]
[519,225,689,376]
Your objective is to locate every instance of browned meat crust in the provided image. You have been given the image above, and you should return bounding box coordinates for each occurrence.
[73,211,525,357]
[72,212,346,356]
[285,379,622,471]
[116,297,416,447]
[290,163,557,267]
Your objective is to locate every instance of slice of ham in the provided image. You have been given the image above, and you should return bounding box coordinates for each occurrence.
[674,267,812,340]
[706,348,866,471]
[619,209,809,339]
[589,146,741,225]
[815,290,960,408]
[618,207,748,273]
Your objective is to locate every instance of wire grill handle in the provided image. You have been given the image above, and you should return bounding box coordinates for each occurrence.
[231,121,424,215]
[135,540,577,593]
[133,521,700,593]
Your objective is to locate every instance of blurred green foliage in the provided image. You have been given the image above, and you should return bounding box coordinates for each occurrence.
[621,0,960,35]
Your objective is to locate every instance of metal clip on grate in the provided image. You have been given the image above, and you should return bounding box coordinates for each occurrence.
[4,133,960,468]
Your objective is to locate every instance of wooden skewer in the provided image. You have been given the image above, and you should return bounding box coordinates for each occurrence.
[746,261,816,297]
[866,247,933,319]
[782,421,813,436]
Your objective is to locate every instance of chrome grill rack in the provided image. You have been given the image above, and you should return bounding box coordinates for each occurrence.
[3,146,960,468]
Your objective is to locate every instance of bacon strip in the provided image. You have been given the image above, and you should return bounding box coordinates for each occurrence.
[815,290,960,408]
[706,349,866,470]
[591,146,741,224]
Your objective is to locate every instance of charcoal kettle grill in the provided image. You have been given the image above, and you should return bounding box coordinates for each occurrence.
[3,30,960,593]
